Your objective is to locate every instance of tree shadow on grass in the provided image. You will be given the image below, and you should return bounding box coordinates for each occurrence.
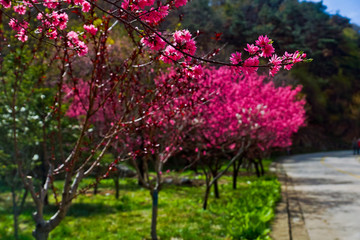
[62,200,152,217]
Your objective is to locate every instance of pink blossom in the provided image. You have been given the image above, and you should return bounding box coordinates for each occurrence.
[183,39,196,55]
[46,27,58,40]
[0,0,11,8]
[173,30,192,44]
[255,35,271,47]
[141,33,166,51]
[43,0,59,9]
[228,143,236,150]
[136,0,155,9]
[77,41,88,56]
[82,1,91,12]
[284,64,293,71]
[230,52,242,65]
[282,52,294,70]
[15,28,28,42]
[58,13,69,30]
[9,19,19,31]
[260,44,275,58]
[185,64,203,79]
[50,12,60,26]
[67,31,79,46]
[292,51,306,63]
[244,44,259,55]
[67,31,88,56]
[269,65,281,76]
[73,0,84,5]
[121,0,130,9]
[241,56,259,75]
[269,55,282,76]
[269,54,282,66]
[37,13,43,20]
[84,24,98,35]
[174,0,187,8]
[14,5,26,15]
[160,46,183,64]
[9,19,29,32]
[140,5,169,25]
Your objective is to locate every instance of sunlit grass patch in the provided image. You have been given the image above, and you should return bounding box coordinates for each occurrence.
[0,170,280,240]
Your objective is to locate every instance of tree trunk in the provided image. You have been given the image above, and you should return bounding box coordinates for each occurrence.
[232,161,238,190]
[11,187,19,240]
[232,158,242,189]
[213,179,220,199]
[232,167,238,190]
[203,185,211,210]
[254,161,260,177]
[150,189,159,240]
[259,160,265,176]
[114,176,120,199]
[32,226,50,240]
[138,159,145,186]
[93,182,98,195]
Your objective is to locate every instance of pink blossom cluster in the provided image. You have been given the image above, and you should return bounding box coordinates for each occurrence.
[14,4,27,15]
[185,67,306,156]
[0,0,11,8]
[121,0,155,11]
[141,32,166,51]
[1,0,191,59]
[120,0,169,25]
[120,0,186,25]
[229,35,306,76]
[268,51,307,76]
[1,0,308,78]
[83,24,98,35]
[147,30,202,79]
[8,18,29,42]
[36,12,69,39]
[159,30,196,64]
[67,31,88,56]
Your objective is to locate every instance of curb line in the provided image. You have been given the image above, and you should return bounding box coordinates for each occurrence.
[270,161,310,240]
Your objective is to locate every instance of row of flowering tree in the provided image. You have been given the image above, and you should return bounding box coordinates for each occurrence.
[0,0,309,238]
[175,66,306,209]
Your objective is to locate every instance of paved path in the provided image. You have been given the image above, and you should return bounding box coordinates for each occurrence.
[271,151,360,240]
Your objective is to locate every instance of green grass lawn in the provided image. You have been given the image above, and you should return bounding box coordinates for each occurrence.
[0,163,280,240]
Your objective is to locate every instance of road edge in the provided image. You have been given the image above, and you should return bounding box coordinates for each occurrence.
[270,160,310,240]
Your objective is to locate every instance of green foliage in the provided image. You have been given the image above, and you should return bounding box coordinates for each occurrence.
[0,46,49,187]
[0,174,280,240]
[209,180,280,239]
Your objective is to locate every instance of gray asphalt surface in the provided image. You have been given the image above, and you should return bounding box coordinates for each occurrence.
[281,151,360,240]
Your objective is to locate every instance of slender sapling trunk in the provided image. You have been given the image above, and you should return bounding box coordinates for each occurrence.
[114,175,120,199]
[203,184,211,210]
[11,186,19,240]
[213,179,220,199]
[150,189,159,240]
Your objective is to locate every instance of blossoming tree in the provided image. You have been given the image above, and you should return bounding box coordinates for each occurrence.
[0,0,309,238]
[181,66,306,209]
